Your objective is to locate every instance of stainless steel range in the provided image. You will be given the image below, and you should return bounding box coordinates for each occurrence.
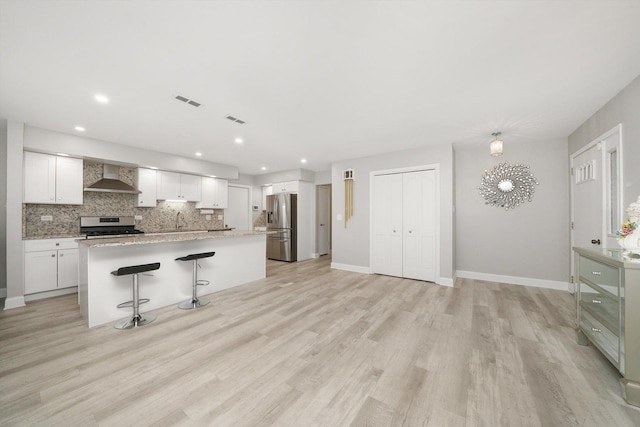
[80,216,144,239]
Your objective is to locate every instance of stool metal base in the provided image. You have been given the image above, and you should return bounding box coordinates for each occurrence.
[178,297,210,310]
[114,313,157,330]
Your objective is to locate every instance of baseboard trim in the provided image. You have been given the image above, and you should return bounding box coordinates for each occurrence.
[456,270,570,292]
[330,263,372,274]
[24,287,78,302]
[4,296,26,310]
[437,277,454,287]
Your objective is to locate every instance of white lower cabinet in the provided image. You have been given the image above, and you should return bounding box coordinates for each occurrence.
[372,169,436,282]
[24,239,79,294]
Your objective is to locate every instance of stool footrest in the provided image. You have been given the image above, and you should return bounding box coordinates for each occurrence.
[117,298,150,309]
[196,280,210,286]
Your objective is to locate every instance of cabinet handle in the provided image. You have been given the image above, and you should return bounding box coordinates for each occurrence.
[591,271,601,275]
[51,254,56,258]
[591,327,601,333]
[56,243,60,246]
[393,230,396,233]
[591,299,602,304]
[408,230,413,234]
[59,253,64,257]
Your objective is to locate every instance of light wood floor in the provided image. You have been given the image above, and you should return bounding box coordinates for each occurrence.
[1,257,639,426]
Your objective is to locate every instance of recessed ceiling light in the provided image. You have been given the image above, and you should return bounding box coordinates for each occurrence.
[261,166,266,171]
[74,126,85,132]
[94,94,109,104]
[195,152,202,157]
[235,138,243,144]
[301,158,307,163]
[56,153,70,157]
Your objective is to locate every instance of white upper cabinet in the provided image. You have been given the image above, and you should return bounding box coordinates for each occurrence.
[23,151,83,205]
[156,171,202,202]
[136,168,157,207]
[272,181,299,194]
[196,177,228,209]
[180,174,202,201]
[261,185,273,210]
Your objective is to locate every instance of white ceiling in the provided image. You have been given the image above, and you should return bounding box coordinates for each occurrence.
[1,1,640,175]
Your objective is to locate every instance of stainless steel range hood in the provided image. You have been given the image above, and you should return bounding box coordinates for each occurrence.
[84,164,141,194]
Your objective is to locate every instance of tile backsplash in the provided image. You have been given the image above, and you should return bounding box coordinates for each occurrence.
[23,161,224,238]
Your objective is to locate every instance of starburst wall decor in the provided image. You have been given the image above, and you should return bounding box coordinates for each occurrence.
[478,162,539,210]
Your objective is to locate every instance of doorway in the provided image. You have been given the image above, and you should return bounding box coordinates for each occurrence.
[316,185,331,256]
[570,124,622,290]
[225,185,252,230]
[370,165,439,282]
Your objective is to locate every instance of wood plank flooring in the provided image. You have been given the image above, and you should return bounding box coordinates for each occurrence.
[1,257,639,426]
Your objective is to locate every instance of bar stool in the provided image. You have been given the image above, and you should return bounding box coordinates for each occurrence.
[175,251,215,310]
[111,262,160,329]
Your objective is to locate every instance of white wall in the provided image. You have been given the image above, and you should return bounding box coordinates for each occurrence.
[0,127,6,294]
[331,144,454,282]
[455,138,570,285]
[569,73,640,209]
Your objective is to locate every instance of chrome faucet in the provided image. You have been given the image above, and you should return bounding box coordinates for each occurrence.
[176,212,183,230]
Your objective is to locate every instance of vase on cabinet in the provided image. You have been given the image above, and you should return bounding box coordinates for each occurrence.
[618,229,640,254]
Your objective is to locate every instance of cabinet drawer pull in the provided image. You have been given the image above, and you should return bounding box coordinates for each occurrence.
[592,299,602,304]
[51,254,56,258]
[591,271,601,275]
[591,327,601,333]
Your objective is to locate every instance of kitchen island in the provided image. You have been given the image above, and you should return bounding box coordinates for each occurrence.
[78,230,267,327]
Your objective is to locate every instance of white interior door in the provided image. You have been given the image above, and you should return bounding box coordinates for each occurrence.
[317,185,330,256]
[572,144,603,249]
[372,173,403,277]
[570,124,623,289]
[402,170,436,282]
[225,186,251,230]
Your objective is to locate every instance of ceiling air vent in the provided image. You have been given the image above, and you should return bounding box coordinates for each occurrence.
[226,115,246,124]
[174,95,201,107]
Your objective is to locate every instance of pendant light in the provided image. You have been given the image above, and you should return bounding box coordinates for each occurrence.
[490,132,503,156]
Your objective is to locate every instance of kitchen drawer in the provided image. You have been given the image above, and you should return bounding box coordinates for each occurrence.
[24,238,78,252]
[579,281,619,335]
[580,309,619,368]
[579,256,619,296]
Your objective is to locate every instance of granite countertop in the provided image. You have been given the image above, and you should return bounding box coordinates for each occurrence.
[77,229,271,248]
[24,234,85,240]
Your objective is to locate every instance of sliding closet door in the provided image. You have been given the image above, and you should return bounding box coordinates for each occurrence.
[372,173,403,277]
[402,170,436,282]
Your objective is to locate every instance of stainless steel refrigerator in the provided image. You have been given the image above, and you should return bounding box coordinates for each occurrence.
[266,193,297,262]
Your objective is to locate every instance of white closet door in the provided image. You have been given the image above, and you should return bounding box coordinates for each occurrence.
[402,170,436,282]
[372,173,403,277]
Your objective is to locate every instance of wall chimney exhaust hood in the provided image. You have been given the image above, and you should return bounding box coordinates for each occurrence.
[84,164,141,194]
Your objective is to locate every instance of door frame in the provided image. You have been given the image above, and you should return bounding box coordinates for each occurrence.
[569,123,623,292]
[227,184,253,230]
[369,163,440,283]
[315,184,331,257]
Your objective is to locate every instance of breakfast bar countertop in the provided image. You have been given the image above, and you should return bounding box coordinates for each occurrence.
[77,229,271,248]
